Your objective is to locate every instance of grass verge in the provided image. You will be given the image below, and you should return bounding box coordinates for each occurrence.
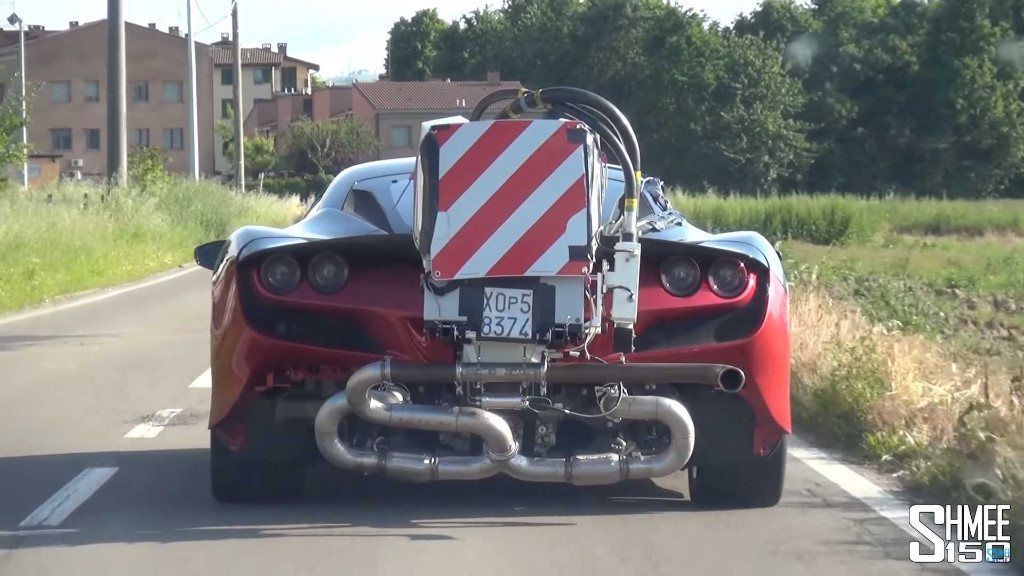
[790,278,1023,547]
[664,191,1024,548]
[0,179,303,315]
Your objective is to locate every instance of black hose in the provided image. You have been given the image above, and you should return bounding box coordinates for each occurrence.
[556,102,624,149]
[528,87,641,175]
[470,88,523,121]
[475,86,642,240]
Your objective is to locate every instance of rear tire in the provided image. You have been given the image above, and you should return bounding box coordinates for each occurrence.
[689,437,786,508]
[210,432,305,502]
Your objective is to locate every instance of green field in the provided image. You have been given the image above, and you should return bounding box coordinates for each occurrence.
[0,179,302,315]
[672,193,1024,245]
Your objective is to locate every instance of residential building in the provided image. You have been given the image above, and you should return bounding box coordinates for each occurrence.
[210,35,319,173]
[0,20,216,183]
[351,74,522,159]
[245,85,352,146]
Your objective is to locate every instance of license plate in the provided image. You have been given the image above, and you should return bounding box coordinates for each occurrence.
[481,287,533,339]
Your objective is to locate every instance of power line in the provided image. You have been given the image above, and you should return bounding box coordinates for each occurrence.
[194,12,230,35]
[193,0,235,36]
[193,0,214,26]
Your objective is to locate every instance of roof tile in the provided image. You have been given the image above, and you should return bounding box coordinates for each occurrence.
[354,81,523,112]
[212,47,283,67]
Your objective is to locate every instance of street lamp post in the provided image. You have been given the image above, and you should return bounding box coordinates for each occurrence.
[7,12,27,189]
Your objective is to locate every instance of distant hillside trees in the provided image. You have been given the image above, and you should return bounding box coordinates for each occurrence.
[386,0,1024,198]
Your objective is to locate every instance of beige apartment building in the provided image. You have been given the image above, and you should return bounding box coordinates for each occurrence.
[209,35,318,173]
[0,20,216,182]
[351,75,522,159]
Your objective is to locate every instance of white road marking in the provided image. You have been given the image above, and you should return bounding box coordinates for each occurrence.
[0,529,77,536]
[0,266,200,327]
[124,408,183,438]
[789,437,1008,575]
[189,368,212,389]
[18,467,118,527]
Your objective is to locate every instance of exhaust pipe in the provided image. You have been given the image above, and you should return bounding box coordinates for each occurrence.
[315,360,746,484]
[717,366,745,393]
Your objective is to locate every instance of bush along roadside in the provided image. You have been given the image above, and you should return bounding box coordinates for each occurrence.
[789,274,1024,548]
[0,178,305,315]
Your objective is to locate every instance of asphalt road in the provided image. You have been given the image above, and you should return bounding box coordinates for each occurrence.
[0,267,977,575]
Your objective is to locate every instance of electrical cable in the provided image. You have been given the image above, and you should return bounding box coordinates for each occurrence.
[526,382,625,419]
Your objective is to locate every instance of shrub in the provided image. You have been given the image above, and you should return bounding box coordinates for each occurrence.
[128,146,169,190]
[0,178,302,314]
[261,174,334,201]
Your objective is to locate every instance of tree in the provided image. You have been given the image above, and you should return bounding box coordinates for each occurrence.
[0,72,28,180]
[310,73,329,90]
[245,136,277,178]
[217,112,279,180]
[732,0,820,46]
[385,9,448,80]
[284,117,381,176]
[381,0,1024,198]
[913,0,1024,197]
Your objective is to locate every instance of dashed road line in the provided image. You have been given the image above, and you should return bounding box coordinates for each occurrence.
[124,408,183,438]
[189,368,211,389]
[18,467,118,527]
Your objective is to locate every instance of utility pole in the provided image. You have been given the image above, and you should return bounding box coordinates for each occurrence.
[231,0,245,192]
[17,16,25,189]
[5,13,27,188]
[185,0,199,180]
[106,0,127,186]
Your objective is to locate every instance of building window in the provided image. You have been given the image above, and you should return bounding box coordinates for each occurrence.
[220,68,233,85]
[131,81,149,102]
[253,67,272,85]
[50,81,71,103]
[163,128,184,150]
[162,80,183,103]
[389,126,412,149]
[281,67,297,92]
[85,128,101,150]
[132,128,150,148]
[221,98,234,119]
[0,83,5,102]
[51,128,73,151]
[84,81,100,102]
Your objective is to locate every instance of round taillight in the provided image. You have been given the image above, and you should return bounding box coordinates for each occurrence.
[259,254,301,295]
[708,258,748,299]
[308,253,349,294]
[659,256,701,297]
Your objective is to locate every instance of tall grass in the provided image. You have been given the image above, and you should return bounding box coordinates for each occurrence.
[669,191,1024,244]
[0,178,302,314]
[791,280,1024,546]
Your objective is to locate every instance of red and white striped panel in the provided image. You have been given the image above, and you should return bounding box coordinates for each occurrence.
[429,119,593,280]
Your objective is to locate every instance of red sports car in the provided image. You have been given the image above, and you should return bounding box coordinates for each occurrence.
[195,87,791,506]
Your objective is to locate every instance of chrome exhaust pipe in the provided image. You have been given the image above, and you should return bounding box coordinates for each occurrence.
[717,367,746,393]
[314,363,511,482]
[315,360,732,484]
